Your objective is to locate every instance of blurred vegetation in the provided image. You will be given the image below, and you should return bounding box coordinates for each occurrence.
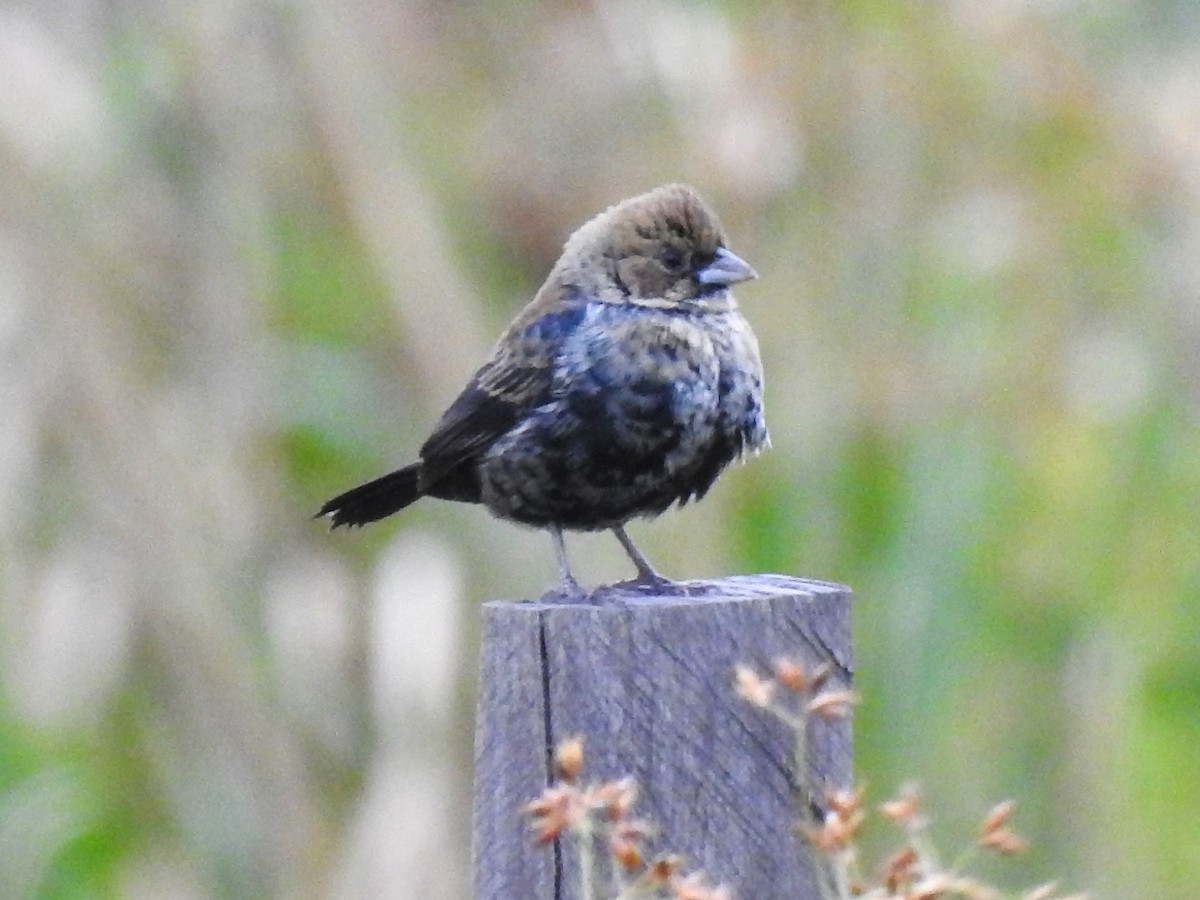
[2,0,1199,897]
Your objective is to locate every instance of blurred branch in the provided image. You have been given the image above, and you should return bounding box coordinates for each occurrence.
[296,1,492,400]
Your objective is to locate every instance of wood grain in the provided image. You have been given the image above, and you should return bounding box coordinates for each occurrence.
[473,575,853,900]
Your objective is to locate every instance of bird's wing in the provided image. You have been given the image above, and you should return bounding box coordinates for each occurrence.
[416,378,526,488]
[417,303,588,488]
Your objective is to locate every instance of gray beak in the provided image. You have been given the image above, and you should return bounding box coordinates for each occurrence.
[696,246,758,287]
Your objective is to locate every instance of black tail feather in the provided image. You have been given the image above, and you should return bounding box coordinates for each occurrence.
[317,464,423,528]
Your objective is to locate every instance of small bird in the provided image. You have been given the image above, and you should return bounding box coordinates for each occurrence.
[318,184,768,595]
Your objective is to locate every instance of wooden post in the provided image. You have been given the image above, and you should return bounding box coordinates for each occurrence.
[472,575,852,900]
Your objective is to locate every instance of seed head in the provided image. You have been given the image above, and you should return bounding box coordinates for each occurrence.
[773,657,808,692]
[733,664,775,709]
[880,782,926,829]
[554,736,585,782]
[806,689,860,720]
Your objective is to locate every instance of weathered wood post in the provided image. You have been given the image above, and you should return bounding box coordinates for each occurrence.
[473,575,853,900]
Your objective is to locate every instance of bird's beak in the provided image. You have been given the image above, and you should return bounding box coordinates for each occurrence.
[696,247,758,286]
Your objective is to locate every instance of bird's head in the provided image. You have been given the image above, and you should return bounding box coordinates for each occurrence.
[552,184,757,311]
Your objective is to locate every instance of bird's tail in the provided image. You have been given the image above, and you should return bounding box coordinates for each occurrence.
[316,463,423,528]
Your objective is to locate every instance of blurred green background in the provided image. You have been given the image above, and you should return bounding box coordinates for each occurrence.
[2,0,1199,897]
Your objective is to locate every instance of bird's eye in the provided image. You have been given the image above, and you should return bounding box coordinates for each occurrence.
[658,246,686,273]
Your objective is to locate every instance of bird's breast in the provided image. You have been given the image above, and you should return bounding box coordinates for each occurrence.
[474,302,765,529]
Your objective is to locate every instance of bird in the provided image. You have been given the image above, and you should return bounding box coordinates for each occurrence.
[317,183,768,596]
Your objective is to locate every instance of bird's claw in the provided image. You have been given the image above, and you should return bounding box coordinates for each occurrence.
[540,576,592,603]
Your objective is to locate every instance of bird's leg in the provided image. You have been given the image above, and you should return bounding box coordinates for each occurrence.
[611,525,674,590]
[549,525,586,598]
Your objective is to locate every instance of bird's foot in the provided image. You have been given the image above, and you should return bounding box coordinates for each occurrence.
[611,569,692,596]
[609,526,690,595]
[540,574,592,603]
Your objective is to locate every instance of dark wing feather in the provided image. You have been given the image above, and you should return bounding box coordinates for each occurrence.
[417,378,526,489]
[417,303,589,490]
